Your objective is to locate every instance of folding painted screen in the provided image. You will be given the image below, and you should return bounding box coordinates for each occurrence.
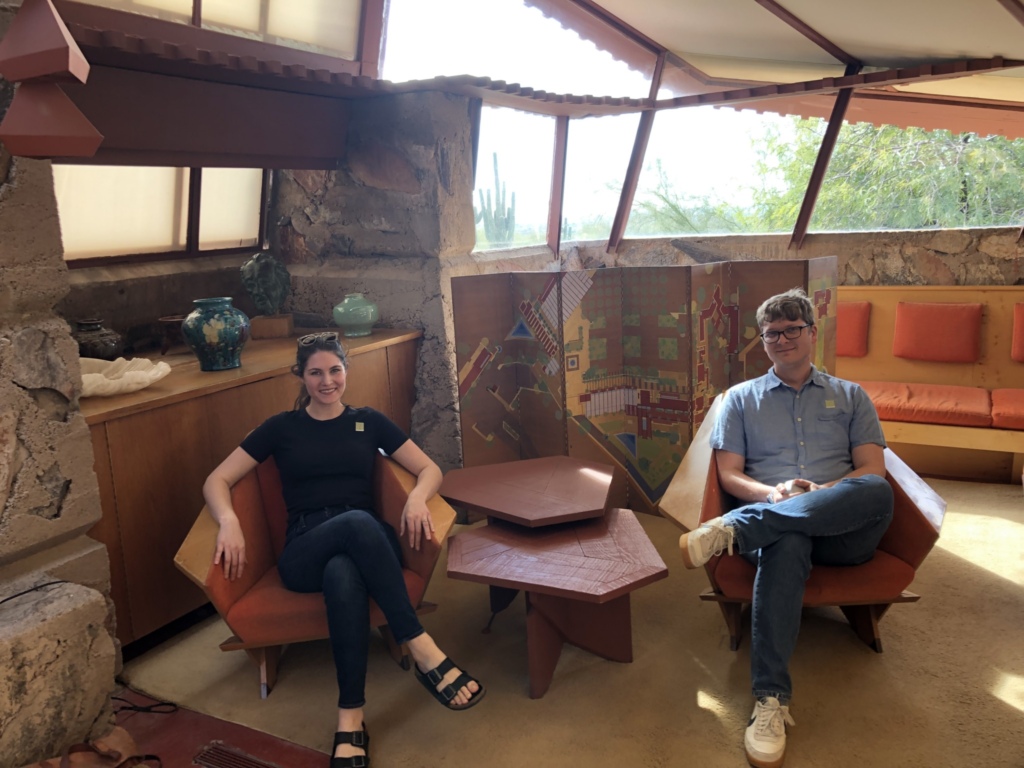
[452,258,837,513]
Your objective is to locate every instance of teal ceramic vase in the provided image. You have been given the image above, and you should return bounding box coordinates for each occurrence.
[181,297,251,371]
[332,293,379,337]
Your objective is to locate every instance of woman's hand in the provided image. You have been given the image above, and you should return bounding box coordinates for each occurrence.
[214,515,247,581]
[400,498,435,551]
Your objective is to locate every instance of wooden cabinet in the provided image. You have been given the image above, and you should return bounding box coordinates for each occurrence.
[82,330,422,645]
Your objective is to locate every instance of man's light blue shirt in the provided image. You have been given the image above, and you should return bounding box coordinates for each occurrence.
[709,366,885,486]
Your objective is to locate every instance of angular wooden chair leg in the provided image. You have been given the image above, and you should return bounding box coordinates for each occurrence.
[840,604,885,653]
[378,624,410,670]
[244,645,282,698]
[718,601,745,651]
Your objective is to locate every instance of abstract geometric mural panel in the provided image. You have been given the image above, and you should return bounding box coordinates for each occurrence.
[452,258,836,511]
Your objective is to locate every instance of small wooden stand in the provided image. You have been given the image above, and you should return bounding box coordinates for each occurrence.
[250,313,294,339]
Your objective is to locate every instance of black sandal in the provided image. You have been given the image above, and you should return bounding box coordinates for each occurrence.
[414,657,486,711]
[330,726,369,768]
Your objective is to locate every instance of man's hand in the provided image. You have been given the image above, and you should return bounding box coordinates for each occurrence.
[769,478,824,502]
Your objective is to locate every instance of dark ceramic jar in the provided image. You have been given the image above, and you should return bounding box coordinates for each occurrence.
[72,319,124,360]
[181,297,251,372]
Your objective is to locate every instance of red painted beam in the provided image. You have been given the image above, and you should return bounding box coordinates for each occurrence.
[357,0,388,80]
[996,0,1024,26]
[754,0,860,67]
[547,115,569,258]
[608,53,666,253]
[654,57,1024,111]
[789,75,857,250]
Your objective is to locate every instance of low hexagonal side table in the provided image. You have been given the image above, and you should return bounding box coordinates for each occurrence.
[447,508,668,698]
[439,455,614,527]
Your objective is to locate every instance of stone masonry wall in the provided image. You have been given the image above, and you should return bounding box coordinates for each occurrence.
[563,228,1024,284]
[274,91,562,469]
[0,5,117,764]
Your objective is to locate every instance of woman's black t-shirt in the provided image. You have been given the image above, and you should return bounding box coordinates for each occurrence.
[239,406,408,519]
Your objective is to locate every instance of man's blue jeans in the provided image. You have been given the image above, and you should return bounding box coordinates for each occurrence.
[723,474,894,704]
[277,508,425,709]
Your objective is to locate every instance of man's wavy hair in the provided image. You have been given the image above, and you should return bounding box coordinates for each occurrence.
[756,288,815,329]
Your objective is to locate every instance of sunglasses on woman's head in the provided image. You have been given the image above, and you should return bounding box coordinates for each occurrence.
[298,332,339,346]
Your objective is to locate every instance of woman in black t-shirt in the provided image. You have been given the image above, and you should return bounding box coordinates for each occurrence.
[203,332,484,768]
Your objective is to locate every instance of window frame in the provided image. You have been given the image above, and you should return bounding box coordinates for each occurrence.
[59,166,271,269]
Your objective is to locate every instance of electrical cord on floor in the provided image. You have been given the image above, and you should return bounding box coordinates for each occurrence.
[0,580,67,607]
[111,695,179,715]
[113,679,179,715]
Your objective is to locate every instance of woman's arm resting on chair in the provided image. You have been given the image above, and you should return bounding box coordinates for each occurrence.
[203,446,259,581]
[391,439,443,552]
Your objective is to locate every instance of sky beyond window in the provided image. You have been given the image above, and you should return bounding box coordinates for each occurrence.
[382,0,792,235]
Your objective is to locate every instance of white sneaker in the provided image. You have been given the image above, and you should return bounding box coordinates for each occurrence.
[744,696,795,768]
[678,516,735,568]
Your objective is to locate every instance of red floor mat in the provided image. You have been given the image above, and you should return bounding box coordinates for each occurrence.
[114,688,327,768]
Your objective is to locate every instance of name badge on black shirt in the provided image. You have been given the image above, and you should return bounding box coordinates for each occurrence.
[355,422,364,432]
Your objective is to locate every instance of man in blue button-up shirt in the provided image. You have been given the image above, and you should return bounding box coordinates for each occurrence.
[681,289,894,768]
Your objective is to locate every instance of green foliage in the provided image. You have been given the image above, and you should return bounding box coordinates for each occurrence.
[240,251,291,315]
[474,152,516,247]
[634,120,1024,236]
[753,120,1024,230]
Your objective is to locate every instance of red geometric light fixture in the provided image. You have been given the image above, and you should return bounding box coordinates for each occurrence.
[0,0,89,83]
[0,81,102,157]
[0,0,102,157]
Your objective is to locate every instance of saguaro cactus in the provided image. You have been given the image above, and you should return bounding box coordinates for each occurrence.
[474,152,516,246]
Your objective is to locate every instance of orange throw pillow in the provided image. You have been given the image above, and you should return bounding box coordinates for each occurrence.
[1013,304,1024,363]
[892,302,982,363]
[837,301,871,358]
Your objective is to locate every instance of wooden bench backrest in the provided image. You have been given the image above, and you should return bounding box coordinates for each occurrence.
[835,286,1024,390]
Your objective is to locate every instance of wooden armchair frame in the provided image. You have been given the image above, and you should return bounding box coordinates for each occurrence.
[174,456,456,697]
[659,395,946,653]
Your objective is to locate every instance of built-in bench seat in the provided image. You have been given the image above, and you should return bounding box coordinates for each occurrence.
[835,287,1024,483]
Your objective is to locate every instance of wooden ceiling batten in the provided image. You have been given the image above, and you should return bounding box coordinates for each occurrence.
[753,0,861,68]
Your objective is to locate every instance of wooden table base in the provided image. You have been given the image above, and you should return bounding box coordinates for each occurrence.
[525,591,633,699]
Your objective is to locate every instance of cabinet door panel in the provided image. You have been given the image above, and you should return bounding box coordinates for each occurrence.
[106,399,213,639]
[203,375,299,463]
[87,424,134,644]
[387,340,419,434]
[345,348,391,417]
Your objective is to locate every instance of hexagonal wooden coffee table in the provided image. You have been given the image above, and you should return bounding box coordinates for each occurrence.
[447,508,668,698]
[439,455,614,527]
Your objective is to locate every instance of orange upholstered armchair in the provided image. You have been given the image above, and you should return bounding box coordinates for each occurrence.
[174,456,456,697]
[659,395,946,653]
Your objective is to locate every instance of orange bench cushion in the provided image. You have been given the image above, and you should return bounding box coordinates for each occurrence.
[709,551,916,605]
[837,301,871,358]
[1014,305,1024,363]
[892,302,983,363]
[859,380,992,427]
[991,388,1024,430]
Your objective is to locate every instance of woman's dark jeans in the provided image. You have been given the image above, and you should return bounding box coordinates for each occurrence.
[277,507,425,708]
